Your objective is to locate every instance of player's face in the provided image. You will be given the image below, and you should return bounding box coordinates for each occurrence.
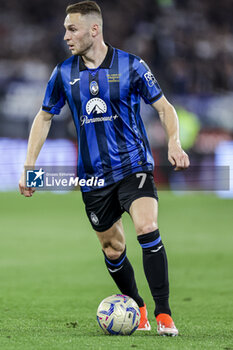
[64,13,93,55]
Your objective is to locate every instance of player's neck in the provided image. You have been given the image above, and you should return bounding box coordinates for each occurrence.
[81,41,108,69]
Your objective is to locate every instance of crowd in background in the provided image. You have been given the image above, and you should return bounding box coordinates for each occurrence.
[0,0,233,141]
[1,0,233,95]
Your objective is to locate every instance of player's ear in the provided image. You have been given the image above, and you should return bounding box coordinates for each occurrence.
[91,23,99,37]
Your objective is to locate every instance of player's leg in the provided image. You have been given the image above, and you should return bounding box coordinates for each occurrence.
[130,197,178,336]
[82,186,144,309]
[118,172,178,335]
[130,197,170,314]
[95,219,144,308]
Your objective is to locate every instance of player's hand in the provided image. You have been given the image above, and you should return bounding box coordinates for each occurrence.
[19,172,36,197]
[168,141,190,171]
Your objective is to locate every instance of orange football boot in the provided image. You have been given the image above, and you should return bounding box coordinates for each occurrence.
[156,313,178,336]
[137,304,151,331]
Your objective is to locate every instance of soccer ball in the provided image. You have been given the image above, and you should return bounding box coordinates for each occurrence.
[96,294,140,335]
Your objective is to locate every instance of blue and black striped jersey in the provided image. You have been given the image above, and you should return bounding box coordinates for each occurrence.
[42,45,163,191]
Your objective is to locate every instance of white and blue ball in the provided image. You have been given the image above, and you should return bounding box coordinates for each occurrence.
[96,294,140,335]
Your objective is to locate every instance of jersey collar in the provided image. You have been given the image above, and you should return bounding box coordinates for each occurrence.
[78,44,114,71]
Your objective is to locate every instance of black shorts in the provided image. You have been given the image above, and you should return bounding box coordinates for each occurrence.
[82,172,158,232]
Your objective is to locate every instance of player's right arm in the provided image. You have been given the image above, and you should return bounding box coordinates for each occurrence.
[19,109,54,197]
[19,63,66,197]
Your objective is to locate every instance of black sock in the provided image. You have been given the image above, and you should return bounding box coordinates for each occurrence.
[103,248,144,307]
[138,229,171,316]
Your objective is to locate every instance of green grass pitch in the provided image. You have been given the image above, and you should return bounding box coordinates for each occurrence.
[0,191,232,350]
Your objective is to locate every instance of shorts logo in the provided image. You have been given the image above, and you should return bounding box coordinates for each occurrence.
[90,212,99,225]
[90,81,99,96]
[26,168,45,187]
[144,71,157,87]
[86,98,107,115]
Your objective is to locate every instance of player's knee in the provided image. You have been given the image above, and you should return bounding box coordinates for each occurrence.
[103,242,125,260]
[135,221,158,235]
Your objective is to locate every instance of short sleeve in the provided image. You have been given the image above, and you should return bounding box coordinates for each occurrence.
[133,58,163,104]
[42,64,66,115]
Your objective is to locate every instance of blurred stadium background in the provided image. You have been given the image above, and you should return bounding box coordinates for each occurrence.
[0,0,233,195]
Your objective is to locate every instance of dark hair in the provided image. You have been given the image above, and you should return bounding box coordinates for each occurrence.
[66,1,102,18]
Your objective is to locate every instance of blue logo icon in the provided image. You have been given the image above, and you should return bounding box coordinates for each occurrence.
[26,168,45,187]
[90,80,99,95]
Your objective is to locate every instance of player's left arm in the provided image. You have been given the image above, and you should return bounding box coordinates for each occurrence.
[152,95,190,171]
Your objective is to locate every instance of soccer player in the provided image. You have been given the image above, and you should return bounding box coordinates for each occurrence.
[19,1,189,336]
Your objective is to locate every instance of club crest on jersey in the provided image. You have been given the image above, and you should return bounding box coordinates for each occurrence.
[90,81,99,95]
[144,71,157,87]
[86,98,107,115]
